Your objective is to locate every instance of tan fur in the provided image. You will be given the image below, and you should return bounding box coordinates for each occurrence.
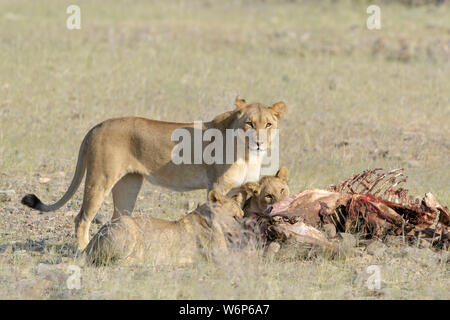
[83,191,244,265]
[223,167,290,250]
[22,96,286,250]
[239,167,290,217]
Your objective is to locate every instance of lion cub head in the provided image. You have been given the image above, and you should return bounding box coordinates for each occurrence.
[213,96,286,152]
[193,190,245,229]
[241,167,290,217]
[193,190,246,249]
[203,189,244,219]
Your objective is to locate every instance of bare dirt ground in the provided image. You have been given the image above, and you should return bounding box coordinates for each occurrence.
[0,0,449,299]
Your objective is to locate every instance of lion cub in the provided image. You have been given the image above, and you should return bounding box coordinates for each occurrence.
[239,166,290,217]
[83,190,244,266]
[223,167,290,249]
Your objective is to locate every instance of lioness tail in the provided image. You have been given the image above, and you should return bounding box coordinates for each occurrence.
[21,131,89,212]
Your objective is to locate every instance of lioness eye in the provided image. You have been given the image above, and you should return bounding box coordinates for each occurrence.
[266,123,272,128]
[265,194,273,199]
[246,121,254,128]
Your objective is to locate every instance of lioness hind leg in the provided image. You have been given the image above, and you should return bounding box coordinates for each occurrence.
[75,173,119,251]
[75,198,105,251]
[111,173,143,220]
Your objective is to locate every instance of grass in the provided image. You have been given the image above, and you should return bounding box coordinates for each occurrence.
[0,0,449,299]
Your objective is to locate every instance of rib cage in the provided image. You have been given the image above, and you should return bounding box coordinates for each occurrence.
[327,168,411,204]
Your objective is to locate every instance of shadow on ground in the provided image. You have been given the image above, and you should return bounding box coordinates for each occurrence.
[0,239,76,257]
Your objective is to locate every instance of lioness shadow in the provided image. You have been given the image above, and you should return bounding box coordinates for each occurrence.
[0,239,77,257]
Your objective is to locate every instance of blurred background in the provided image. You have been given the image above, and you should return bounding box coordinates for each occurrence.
[1,0,448,193]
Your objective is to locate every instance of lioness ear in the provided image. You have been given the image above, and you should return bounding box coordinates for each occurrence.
[244,182,260,197]
[276,166,289,182]
[269,101,286,119]
[208,189,223,204]
[235,96,247,110]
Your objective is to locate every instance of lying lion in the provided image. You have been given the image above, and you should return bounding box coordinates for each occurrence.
[225,167,290,248]
[83,168,290,265]
[233,167,339,254]
[83,190,244,265]
[239,166,290,218]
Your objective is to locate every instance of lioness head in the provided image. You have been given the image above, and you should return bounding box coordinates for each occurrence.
[241,166,290,216]
[214,96,286,152]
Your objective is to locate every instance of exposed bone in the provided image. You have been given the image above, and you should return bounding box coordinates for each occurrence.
[267,217,338,254]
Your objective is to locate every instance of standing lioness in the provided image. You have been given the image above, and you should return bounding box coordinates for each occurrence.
[22,96,286,250]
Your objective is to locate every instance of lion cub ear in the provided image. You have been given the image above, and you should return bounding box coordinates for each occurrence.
[269,101,286,119]
[232,192,246,209]
[275,166,289,182]
[235,96,247,110]
[208,189,224,204]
